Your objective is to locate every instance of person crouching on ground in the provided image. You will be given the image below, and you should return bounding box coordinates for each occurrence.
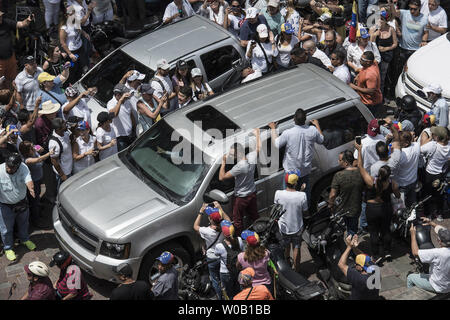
[151,251,179,300]
[233,267,274,300]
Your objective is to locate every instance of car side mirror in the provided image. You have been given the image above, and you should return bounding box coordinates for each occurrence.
[203,189,229,204]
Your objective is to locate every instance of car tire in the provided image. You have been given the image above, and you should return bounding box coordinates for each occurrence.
[138,241,191,284]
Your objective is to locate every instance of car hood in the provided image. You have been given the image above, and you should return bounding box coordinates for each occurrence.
[58,154,178,240]
[407,33,450,97]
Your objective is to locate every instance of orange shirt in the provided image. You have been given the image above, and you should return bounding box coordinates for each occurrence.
[233,285,275,300]
[356,62,383,106]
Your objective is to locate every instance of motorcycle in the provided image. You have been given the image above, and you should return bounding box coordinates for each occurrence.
[177,258,214,300]
[250,204,327,300]
[302,202,353,300]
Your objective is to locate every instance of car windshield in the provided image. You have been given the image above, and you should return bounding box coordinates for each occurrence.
[80,50,155,107]
[123,120,211,204]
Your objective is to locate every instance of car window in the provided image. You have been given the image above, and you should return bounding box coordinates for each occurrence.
[319,106,369,150]
[200,46,240,81]
[259,137,285,175]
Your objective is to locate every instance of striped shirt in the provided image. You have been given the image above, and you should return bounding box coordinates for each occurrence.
[56,265,92,300]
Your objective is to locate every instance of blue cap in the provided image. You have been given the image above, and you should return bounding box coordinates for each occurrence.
[77,120,90,131]
[156,251,174,265]
[359,28,370,39]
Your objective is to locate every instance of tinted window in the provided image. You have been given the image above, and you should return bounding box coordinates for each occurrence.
[319,106,369,150]
[200,46,240,81]
[259,137,285,175]
[81,50,155,107]
[186,105,240,138]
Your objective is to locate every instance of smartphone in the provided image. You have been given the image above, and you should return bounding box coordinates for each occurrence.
[355,136,361,145]
[251,40,256,45]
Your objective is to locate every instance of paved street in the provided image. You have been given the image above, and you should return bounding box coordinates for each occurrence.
[0,198,448,300]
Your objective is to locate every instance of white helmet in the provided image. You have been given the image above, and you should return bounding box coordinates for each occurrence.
[27,261,50,277]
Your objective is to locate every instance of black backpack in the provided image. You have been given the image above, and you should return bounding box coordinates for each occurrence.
[222,240,240,278]
[48,135,63,159]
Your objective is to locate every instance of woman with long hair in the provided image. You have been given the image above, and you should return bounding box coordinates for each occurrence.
[171,60,191,93]
[275,22,299,68]
[190,68,214,101]
[356,141,401,264]
[95,111,118,161]
[237,230,273,294]
[223,0,245,40]
[42,45,69,77]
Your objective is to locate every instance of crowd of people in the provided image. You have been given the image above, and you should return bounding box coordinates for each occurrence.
[0,0,449,300]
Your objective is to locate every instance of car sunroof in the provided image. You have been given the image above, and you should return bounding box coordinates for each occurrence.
[186,105,240,139]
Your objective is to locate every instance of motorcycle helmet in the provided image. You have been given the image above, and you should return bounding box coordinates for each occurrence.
[49,250,71,267]
[400,95,417,111]
[26,261,50,277]
[5,153,22,169]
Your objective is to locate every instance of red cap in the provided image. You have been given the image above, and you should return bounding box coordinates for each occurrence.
[367,119,380,137]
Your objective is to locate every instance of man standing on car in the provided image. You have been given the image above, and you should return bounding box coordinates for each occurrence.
[107,84,134,151]
[408,218,450,294]
[268,108,324,203]
[151,59,178,117]
[219,128,261,236]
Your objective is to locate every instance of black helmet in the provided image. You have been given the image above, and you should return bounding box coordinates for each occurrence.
[5,153,22,169]
[401,95,417,111]
[49,251,71,267]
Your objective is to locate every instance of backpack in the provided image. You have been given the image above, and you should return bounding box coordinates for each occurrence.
[222,239,240,278]
[48,135,63,159]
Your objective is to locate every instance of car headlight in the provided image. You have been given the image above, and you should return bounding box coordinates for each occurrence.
[100,242,131,259]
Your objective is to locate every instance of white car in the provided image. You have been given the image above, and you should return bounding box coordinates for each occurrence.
[395,32,450,128]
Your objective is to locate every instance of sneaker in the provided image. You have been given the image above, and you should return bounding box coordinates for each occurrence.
[384,254,392,262]
[436,215,444,222]
[5,249,16,261]
[357,227,369,237]
[373,256,383,265]
[23,240,36,251]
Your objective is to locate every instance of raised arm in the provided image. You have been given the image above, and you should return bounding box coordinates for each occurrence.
[355,142,375,187]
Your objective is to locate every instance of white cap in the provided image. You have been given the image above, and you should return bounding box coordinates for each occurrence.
[423,84,442,95]
[319,12,332,22]
[156,59,170,70]
[256,24,268,38]
[267,0,280,7]
[191,67,203,78]
[246,7,259,19]
[128,70,146,81]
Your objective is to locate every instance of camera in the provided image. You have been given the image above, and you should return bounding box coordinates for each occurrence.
[355,136,361,145]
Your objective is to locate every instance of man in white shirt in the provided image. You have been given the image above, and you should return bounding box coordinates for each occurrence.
[163,0,195,24]
[269,108,324,203]
[49,118,73,189]
[303,40,333,72]
[425,0,447,41]
[331,50,350,84]
[346,28,381,74]
[119,70,146,126]
[274,170,308,272]
[107,84,134,151]
[151,59,178,116]
[408,218,450,294]
[15,56,43,111]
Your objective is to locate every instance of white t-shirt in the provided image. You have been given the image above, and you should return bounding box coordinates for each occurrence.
[418,247,450,293]
[151,75,177,111]
[312,48,332,68]
[107,96,134,137]
[201,5,225,25]
[354,134,386,171]
[71,0,91,27]
[246,41,278,73]
[73,135,96,174]
[333,64,351,84]
[192,82,213,101]
[63,98,92,128]
[274,190,308,235]
[214,237,245,274]
[396,142,421,186]
[49,131,73,176]
[163,0,195,23]
[427,6,447,41]
[199,226,224,260]
[421,141,450,175]
[276,35,299,68]
[347,41,381,69]
[227,14,244,39]
[61,24,83,51]
[96,126,118,160]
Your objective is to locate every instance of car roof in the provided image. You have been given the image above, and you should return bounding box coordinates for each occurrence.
[120,15,231,71]
[166,64,360,154]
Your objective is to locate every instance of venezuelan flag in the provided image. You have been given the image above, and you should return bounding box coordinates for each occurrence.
[349,0,358,43]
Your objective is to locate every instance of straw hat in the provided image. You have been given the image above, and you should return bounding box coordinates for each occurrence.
[38,100,61,115]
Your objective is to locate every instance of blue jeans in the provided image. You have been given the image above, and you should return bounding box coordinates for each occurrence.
[0,203,30,250]
[400,182,417,208]
[207,258,222,299]
[407,273,437,293]
[220,272,239,299]
[359,201,368,229]
[358,0,369,24]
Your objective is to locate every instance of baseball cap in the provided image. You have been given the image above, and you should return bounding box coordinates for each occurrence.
[113,83,130,94]
[238,267,255,286]
[77,120,89,131]
[112,263,133,277]
[392,120,402,131]
[355,254,376,273]
[367,119,380,137]
[127,70,146,82]
[191,67,203,78]
[221,220,235,238]
[22,55,35,65]
[267,0,280,7]
[97,111,114,124]
[67,115,83,127]
[38,72,56,84]
[280,22,294,34]
[156,59,170,70]
[358,27,370,39]
[176,60,188,70]
[435,226,450,246]
[285,169,301,186]
[241,230,260,246]
[205,206,222,223]
[256,24,268,38]
[423,84,442,95]
[422,112,436,125]
[431,126,448,140]
[156,251,174,265]
[401,119,414,132]
[65,86,80,98]
[139,83,155,95]
[246,7,259,19]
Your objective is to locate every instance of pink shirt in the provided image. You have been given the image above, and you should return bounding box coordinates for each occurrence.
[237,250,271,287]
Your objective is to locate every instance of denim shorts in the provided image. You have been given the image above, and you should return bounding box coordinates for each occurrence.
[280,228,303,249]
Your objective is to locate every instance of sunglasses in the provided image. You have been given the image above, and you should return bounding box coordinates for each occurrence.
[409,6,419,11]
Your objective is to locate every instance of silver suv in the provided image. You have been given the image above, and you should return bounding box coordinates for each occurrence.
[53,64,374,282]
